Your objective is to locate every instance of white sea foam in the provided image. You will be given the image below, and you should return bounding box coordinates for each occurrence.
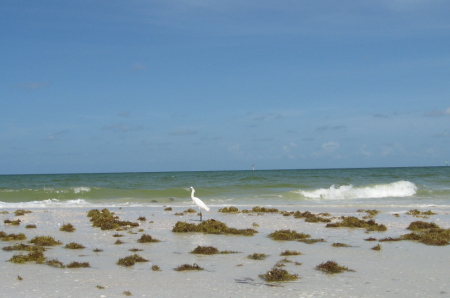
[0,199,93,208]
[295,180,417,200]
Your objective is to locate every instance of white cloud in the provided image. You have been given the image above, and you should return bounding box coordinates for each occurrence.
[312,141,340,157]
[168,129,197,136]
[15,81,50,90]
[322,141,340,153]
[103,123,144,132]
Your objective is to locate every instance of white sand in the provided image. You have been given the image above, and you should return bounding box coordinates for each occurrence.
[1,205,449,297]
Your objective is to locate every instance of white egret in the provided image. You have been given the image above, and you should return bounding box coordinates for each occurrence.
[189,187,210,221]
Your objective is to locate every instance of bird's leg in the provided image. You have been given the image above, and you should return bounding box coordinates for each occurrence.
[199,211,203,221]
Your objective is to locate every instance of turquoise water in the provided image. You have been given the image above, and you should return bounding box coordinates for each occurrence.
[0,167,449,208]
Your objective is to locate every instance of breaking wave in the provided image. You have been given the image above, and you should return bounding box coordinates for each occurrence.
[294,180,417,200]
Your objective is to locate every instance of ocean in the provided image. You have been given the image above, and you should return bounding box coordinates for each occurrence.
[1,167,449,209]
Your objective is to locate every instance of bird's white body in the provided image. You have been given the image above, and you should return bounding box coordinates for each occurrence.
[190,187,209,220]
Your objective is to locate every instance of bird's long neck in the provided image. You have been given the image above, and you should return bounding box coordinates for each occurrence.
[190,188,195,199]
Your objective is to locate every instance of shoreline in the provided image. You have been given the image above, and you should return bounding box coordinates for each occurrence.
[1,205,449,297]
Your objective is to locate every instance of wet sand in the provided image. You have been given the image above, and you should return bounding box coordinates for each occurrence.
[1,205,449,297]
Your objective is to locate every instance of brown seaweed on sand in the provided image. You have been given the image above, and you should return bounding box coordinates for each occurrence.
[117,254,149,267]
[218,206,240,213]
[60,223,76,232]
[87,208,139,230]
[401,222,450,246]
[268,229,310,241]
[9,251,46,264]
[190,245,219,255]
[64,242,85,249]
[280,250,302,256]
[259,267,298,282]
[137,234,160,243]
[172,219,257,236]
[247,253,268,260]
[326,216,387,232]
[316,260,355,274]
[174,263,204,271]
[29,236,62,246]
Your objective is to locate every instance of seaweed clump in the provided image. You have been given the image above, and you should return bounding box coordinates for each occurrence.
[406,209,436,218]
[293,211,331,223]
[401,222,450,246]
[259,267,298,282]
[332,243,351,247]
[357,209,380,219]
[190,245,219,255]
[172,220,257,236]
[117,254,149,267]
[280,250,302,256]
[242,206,279,213]
[29,236,62,246]
[3,243,45,252]
[14,209,32,216]
[316,261,354,274]
[4,219,21,225]
[218,206,240,213]
[1,232,27,241]
[60,223,76,232]
[9,251,46,264]
[174,263,204,271]
[87,209,139,230]
[66,261,90,268]
[25,224,37,229]
[137,234,160,243]
[407,221,440,231]
[248,253,268,260]
[326,216,387,232]
[64,242,85,249]
[268,229,310,241]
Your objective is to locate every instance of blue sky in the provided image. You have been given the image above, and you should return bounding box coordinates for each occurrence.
[1,1,450,174]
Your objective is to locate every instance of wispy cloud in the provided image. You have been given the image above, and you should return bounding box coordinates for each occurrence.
[15,81,50,90]
[118,111,130,117]
[168,129,197,136]
[312,141,341,157]
[102,123,144,132]
[424,107,450,117]
[316,125,347,132]
[43,129,71,142]
[129,62,147,73]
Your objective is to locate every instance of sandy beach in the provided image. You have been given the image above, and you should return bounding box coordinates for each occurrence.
[1,205,449,297]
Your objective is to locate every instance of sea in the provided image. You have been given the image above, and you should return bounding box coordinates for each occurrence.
[1,167,449,209]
